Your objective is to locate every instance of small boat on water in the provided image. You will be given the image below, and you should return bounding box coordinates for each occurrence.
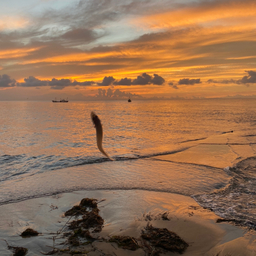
[52,98,68,103]
[60,99,68,102]
[128,98,132,102]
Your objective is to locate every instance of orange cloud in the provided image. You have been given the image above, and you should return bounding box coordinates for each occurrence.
[22,46,167,65]
[135,1,256,30]
[0,47,42,59]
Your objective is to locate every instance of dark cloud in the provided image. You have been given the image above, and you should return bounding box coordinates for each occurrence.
[132,73,165,85]
[178,78,201,85]
[24,42,79,61]
[98,76,115,86]
[132,73,151,85]
[207,79,218,83]
[168,81,178,89]
[240,70,256,84]
[0,74,16,88]
[113,73,165,86]
[48,78,72,89]
[17,76,94,89]
[152,74,165,85]
[207,79,237,84]
[169,82,178,89]
[113,77,132,86]
[222,79,236,84]
[61,28,100,45]
[62,28,97,41]
[3,73,167,90]
[73,80,95,86]
[0,36,25,52]
[18,76,48,87]
[4,70,167,94]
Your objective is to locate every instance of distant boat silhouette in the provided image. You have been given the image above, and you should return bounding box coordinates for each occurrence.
[52,98,68,103]
[128,98,131,102]
[60,98,68,102]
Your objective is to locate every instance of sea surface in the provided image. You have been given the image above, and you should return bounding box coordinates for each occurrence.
[0,99,256,229]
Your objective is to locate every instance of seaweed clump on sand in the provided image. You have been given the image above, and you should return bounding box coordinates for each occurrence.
[79,198,98,208]
[21,228,39,237]
[64,198,97,217]
[8,245,28,256]
[141,224,188,254]
[68,208,103,232]
[109,235,140,250]
[63,198,104,248]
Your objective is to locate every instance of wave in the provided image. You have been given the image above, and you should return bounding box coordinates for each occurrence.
[0,129,242,183]
[193,156,256,230]
[0,147,230,207]
[2,144,255,231]
[0,147,193,182]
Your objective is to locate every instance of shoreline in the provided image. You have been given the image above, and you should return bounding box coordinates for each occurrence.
[0,189,255,256]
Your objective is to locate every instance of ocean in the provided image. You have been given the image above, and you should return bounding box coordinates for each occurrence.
[0,99,255,229]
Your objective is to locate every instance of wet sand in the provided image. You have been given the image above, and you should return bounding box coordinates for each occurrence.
[0,190,255,256]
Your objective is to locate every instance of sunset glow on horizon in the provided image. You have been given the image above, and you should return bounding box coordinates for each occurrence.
[0,0,256,100]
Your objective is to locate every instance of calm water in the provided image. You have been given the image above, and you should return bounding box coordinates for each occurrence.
[0,99,256,228]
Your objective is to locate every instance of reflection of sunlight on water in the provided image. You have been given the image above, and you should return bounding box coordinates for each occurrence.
[0,99,256,230]
[156,144,237,169]
[1,99,256,202]
[1,99,256,158]
[0,158,230,205]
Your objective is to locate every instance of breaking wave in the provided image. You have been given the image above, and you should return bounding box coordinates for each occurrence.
[193,156,256,229]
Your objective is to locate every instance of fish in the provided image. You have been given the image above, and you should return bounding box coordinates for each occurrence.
[91,111,113,161]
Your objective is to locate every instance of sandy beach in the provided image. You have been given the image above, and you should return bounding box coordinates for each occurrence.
[0,189,255,256]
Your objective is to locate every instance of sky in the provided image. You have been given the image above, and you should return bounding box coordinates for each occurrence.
[0,0,256,100]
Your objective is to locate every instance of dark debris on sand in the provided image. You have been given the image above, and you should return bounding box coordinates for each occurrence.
[141,224,189,254]
[64,205,86,217]
[68,208,103,232]
[109,235,140,250]
[20,228,39,237]
[142,211,171,221]
[79,198,98,208]
[108,224,189,255]
[41,198,105,255]
[3,196,190,256]
[45,198,189,255]
[8,245,28,256]
[3,238,28,256]
[63,198,104,248]
[64,198,98,217]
